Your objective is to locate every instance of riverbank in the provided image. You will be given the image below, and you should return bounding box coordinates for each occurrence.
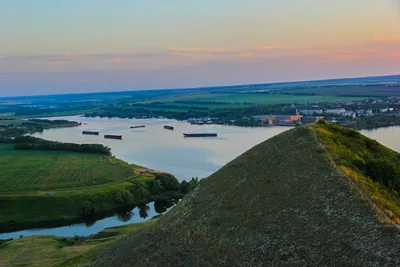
[0,141,195,233]
[0,219,158,267]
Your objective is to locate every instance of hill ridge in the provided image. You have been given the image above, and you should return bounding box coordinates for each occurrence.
[83,124,400,267]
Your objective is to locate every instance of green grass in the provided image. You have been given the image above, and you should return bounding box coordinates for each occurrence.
[81,124,400,266]
[0,220,157,267]
[0,144,133,192]
[0,144,161,226]
[313,122,400,223]
[0,119,24,126]
[281,85,400,96]
[153,93,366,106]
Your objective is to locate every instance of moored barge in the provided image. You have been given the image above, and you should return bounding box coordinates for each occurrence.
[164,125,174,130]
[183,133,217,138]
[130,125,145,129]
[82,131,99,135]
[104,134,122,140]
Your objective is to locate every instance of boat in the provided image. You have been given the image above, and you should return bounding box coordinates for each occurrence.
[130,125,145,129]
[82,131,99,135]
[190,121,204,125]
[104,134,122,140]
[164,125,174,130]
[183,133,218,138]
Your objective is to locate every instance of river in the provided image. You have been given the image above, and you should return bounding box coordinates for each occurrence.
[31,116,292,181]
[0,116,292,239]
[360,126,400,152]
[2,118,398,239]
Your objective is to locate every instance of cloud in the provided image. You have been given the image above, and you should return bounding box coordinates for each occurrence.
[328,54,362,62]
[64,51,96,55]
[258,45,297,50]
[104,58,123,63]
[234,52,254,58]
[167,46,229,53]
[373,35,400,41]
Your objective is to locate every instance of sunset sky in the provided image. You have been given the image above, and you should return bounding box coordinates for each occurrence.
[1,0,400,96]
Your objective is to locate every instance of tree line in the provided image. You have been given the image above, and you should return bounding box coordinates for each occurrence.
[12,136,112,155]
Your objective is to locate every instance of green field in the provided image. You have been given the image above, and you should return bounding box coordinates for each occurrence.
[0,119,24,126]
[0,144,164,227]
[0,144,133,192]
[0,220,157,267]
[280,85,400,96]
[145,93,366,107]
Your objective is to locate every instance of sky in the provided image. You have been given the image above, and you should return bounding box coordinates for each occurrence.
[1,0,400,96]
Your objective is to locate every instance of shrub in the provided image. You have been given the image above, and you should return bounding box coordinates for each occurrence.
[81,200,96,216]
[155,173,180,190]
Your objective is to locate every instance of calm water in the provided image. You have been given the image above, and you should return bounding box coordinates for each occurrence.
[32,116,291,181]
[0,201,169,239]
[1,116,290,239]
[5,118,397,239]
[360,126,400,152]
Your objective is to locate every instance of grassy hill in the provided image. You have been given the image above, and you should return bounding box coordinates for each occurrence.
[0,143,189,231]
[77,122,400,266]
[0,144,133,192]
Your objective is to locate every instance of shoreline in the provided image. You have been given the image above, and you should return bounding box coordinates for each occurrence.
[0,195,179,238]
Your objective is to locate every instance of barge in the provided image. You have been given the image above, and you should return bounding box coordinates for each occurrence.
[104,134,122,140]
[164,125,174,130]
[130,125,145,129]
[183,133,218,138]
[82,131,99,135]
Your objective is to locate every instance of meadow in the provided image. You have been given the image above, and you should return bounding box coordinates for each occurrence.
[280,85,400,96]
[0,144,133,192]
[132,93,366,112]
[0,220,158,267]
[165,93,364,105]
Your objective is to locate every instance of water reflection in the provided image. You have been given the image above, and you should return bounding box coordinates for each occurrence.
[32,116,291,181]
[139,204,150,218]
[360,126,400,152]
[154,199,179,213]
[0,201,174,240]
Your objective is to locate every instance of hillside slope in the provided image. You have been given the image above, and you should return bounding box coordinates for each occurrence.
[84,124,400,266]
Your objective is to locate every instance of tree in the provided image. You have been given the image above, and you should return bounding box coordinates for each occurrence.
[115,190,135,205]
[151,180,164,195]
[155,173,180,190]
[135,183,150,204]
[81,200,96,216]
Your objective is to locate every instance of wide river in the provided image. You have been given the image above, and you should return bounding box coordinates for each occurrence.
[1,116,398,239]
[32,116,292,181]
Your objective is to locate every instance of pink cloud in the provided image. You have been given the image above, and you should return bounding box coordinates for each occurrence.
[258,45,297,50]
[373,35,400,41]
[64,51,96,56]
[167,46,228,53]
[327,54,362,62]
[234,52,254,58]
[105,58,123,63]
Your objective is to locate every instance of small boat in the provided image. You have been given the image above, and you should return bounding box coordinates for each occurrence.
[104,134,122,140]
[82,131,99,135]
[130,125,145,129]
[164,125,174,130]
[183,133,218,138]
[190,121,204,125]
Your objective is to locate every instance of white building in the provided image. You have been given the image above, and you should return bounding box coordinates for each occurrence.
[300,109,323,115]
[325,108,346,115]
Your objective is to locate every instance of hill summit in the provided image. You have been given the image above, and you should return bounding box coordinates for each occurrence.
[86,122,400,266]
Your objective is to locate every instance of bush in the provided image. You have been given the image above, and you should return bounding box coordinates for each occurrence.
[81,200,96,216]
[155,173,180,190]
[115,190,135,205]
[151,180,164,195]
[366,159,400,191]
[135,183,150,204]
